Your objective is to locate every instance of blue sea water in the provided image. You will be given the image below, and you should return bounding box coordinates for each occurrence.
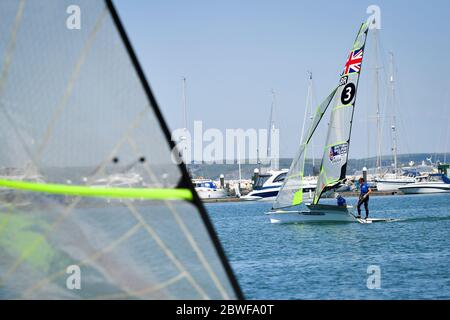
[206,194,450,299]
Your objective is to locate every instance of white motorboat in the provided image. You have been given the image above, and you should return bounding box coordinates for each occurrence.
[90,172,145,203]
[375,173,416,191]
[398,174,450,194]
[193,179,228,199]
[91,172,144,187]
[242,169,317,202]
[0,167,45,183]
[241,169,290,201]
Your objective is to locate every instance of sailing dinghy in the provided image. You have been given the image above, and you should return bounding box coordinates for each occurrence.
[268,22,382,224]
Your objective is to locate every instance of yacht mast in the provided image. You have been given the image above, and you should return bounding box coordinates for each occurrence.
[307,72,315,173]
[181,77,189,166]
[445,116,450,164]
[391,124,398,174]
[373,29,382,173]
[388,52,399,175]
[268,90,276,170]
[182,77,188,134]
[300,81,309,146]
[237,140,242,189]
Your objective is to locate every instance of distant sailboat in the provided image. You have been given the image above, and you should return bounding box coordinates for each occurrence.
[267,90,278,171]
[242,91,288,201]
[375,52,415,191]
[268,21,391,223]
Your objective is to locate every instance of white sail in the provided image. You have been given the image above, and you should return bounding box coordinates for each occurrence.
[272,87,337,209]
[0,0,241,299]
[313,23,369,204]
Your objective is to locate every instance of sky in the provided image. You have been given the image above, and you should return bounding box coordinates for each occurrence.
[114,0,450,160]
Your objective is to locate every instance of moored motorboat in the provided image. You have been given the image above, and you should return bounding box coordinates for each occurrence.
[241,169,289,201]
[398,174,450,194]
[193,179,229,199]
[375,173,416,191]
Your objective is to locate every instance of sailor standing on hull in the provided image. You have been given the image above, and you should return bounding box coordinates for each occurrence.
[357,177,372,219]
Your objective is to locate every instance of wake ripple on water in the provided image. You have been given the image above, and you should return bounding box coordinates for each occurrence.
[207,193,450,299]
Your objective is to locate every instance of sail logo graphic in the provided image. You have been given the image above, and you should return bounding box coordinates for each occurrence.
[329,143,348,164]
[339,75,348,86]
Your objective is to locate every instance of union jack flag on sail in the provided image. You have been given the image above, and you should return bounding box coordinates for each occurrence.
[343,48,363,75]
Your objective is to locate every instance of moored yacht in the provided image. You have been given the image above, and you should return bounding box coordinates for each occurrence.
[92,172,144,187]
[398,173,450,194]
[193,179,228,199]
[375,172,416,191]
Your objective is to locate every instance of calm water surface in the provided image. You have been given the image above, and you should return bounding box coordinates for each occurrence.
[206,194,450,299]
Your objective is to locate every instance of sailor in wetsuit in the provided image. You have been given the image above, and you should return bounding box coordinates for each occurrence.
[357,177,372,219]
[336,193,347,207]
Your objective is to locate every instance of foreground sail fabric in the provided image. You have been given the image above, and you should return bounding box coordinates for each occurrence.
[272,88,337,209]
[313,23,369,204]
[0,0,238,299]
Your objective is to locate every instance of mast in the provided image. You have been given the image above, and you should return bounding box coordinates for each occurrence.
[307,72,315,173]
[373,29,382,173]
[391,124,398,174]
[256,146,261,173]
[299,81,309,147]
[180,76,189,167]
[445,116,450,164]
[388,52,399,175]
[267,89,277,170]
[182,76,188,133]
[237,139,242,190]
[301,71,316,175]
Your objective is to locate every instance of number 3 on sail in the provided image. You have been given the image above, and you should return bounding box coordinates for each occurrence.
[341,83,356,105]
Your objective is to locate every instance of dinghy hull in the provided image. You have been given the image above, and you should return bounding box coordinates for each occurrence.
[268,205,357,224]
